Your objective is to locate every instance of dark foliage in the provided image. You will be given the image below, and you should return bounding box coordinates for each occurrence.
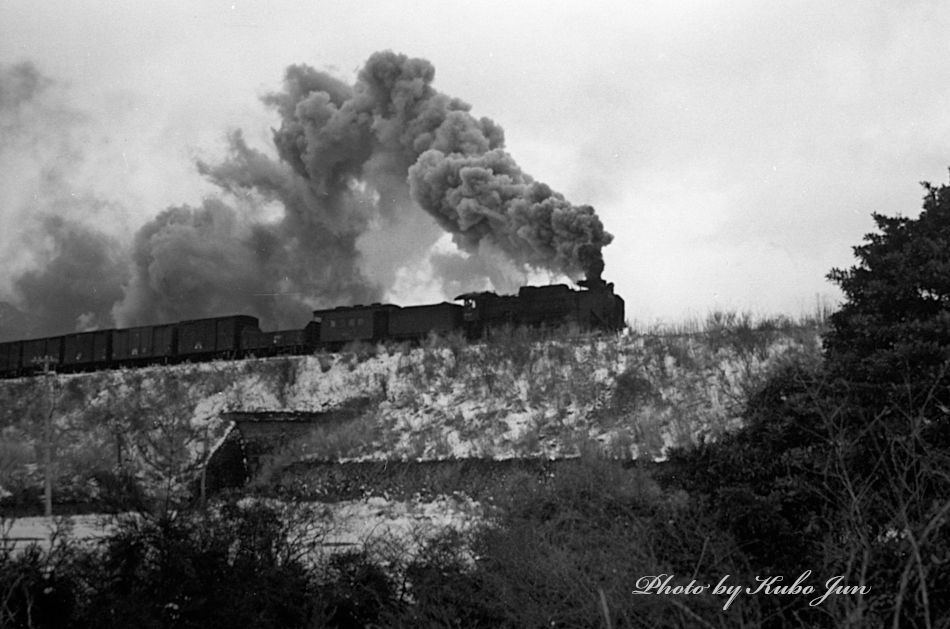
[825,181,950,407]
[666,361,830,574]
[409,456,761,628]
[314,551,398,628]
[0,542,78,629]
[394,531,506,628]
[666,178,950,627]
[1,503,320,629]
[89,468,149,513]
[77,506,315,629]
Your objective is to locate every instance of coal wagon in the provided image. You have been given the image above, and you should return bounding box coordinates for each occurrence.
[20,336,64,372]
[241,322,319,357]
[111,324,177,365]
[62,330,112,371]
[0,341,22,377]
[177,315,260,359]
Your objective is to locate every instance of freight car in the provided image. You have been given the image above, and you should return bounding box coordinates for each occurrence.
[0,340,23,375]
[310,302,465,348]
[62,330,112,371]
[240,322,321,357]
[0,315,260,377]
[21,336,65,371]
[111,324,176,366]
[0,281,624,378]
[177,316,260,359]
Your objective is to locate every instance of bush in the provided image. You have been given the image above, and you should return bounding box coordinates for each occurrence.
[0,537,80,629]
[1,502,323,629]
[437,454,761,628]
[313,551,399,628]
[393,530,505,628]
[667,339,950,626]
[78,505,316,629]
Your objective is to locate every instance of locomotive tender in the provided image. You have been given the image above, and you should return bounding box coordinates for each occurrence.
[0,280,624,378]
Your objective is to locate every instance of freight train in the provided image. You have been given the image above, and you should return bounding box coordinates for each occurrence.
[0,280,624,378]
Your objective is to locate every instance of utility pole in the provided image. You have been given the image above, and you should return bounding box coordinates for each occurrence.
[40,355,56,518]
[200,427,209,509]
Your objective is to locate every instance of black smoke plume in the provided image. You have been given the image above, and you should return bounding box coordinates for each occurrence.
[409,149,611,280]
[0,63,128,341]
[114,135,382,328]
[263,51,611,280]
[15,216,128,336]
[3,52,613,339]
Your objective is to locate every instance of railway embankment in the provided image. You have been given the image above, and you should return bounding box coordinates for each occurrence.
[0,321,822,513]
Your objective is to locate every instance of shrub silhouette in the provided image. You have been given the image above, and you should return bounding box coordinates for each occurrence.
[313,550,399,628]
[77,504,314,629]
[665,178,950,626]
[826,180,950,411]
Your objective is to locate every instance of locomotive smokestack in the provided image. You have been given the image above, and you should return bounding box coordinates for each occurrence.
[579,243,605,283]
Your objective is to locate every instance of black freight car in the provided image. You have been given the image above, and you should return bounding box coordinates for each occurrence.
[112,324,177,365]
[62,330,112,371]
[177,315,260,358]
[264,330,307,354]
[21,336,64,372]
[241,325,317,356]
[0,341,22,377]
[239,326,266,355]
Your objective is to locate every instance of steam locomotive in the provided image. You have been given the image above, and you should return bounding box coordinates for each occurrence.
[0,280,624,379]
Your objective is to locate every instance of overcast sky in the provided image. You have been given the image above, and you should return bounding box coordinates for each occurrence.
[2,0,950,327]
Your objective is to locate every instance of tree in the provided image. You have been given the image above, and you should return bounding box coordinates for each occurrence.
[666,178,950,626]
[29,361,82,517]
[825,180,950,410]
[815,180,950,625]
